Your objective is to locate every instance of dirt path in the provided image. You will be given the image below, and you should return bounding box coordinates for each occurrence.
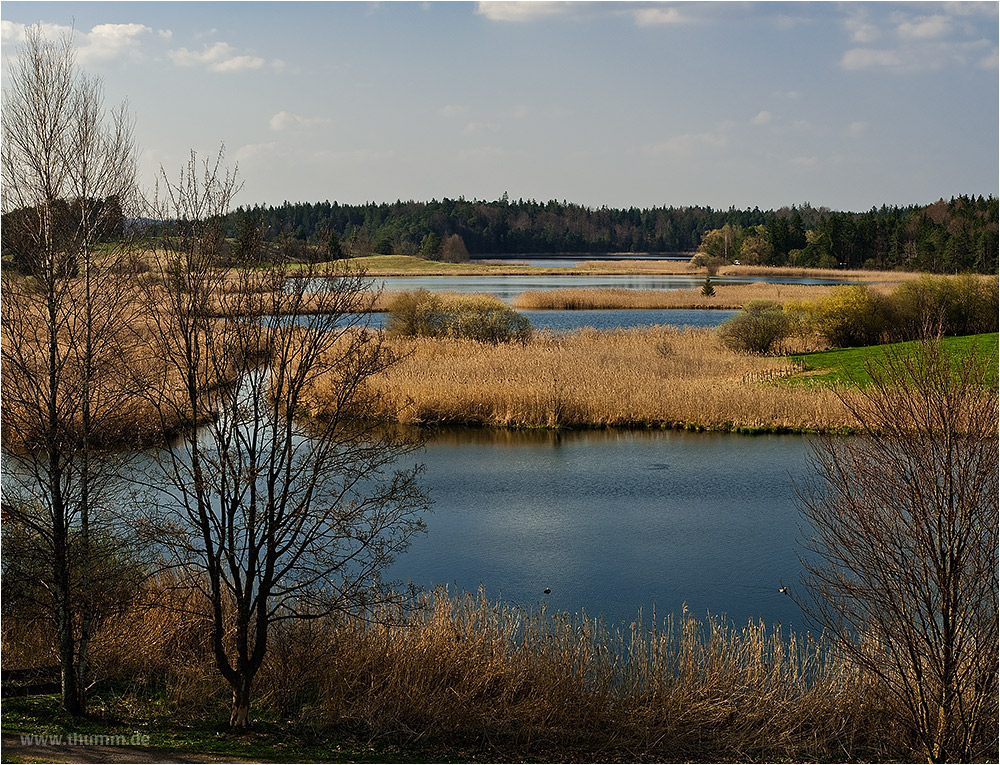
[1,733,259,764]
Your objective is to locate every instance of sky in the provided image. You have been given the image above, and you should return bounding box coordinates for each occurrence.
[1,1,997,212]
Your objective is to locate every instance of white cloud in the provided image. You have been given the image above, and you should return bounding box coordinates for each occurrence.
[840,47,903,71]
[841,38,993,73]
[633,7,684,27]
[474,2,567,23]
[846,121,867,138]
[463,121,500,136]
[1,21,153,64]
[235,142,279,161]
[169,41,265,73]
[268,111,331,132]
[80,23,153,63]
[643,130,729,159]
[978,46,999,69]
[895,14,952,41]
[751,110,773,126]
[1,20,26,43]
[439,104,468,118]
[840,7,996,73]
[844,10,881,44]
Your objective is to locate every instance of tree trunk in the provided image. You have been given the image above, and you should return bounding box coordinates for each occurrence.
[54,557,83,715]
[229,675,252,728]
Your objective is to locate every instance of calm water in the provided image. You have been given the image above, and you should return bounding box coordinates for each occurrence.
[389,428,813,630]
[522,308,737,331]
[330,308,736,332]
[373,273,845,302]
[470,254,691,268]
[2,424,816,632]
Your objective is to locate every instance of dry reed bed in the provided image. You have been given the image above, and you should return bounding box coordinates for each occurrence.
[511,282,882,311]
[359,327,854,432]
[77,581,901,761]
[721,265,921,283]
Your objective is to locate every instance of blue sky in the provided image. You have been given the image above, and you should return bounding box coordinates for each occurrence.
[2,2,997,211]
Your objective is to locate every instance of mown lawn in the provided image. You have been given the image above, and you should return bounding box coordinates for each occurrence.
[787,333,999,386]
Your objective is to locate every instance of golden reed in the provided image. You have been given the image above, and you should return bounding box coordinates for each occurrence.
[350,327,856,431]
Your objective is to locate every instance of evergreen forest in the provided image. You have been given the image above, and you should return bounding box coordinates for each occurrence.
[224,194,998,273]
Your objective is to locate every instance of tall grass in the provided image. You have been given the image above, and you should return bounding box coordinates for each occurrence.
[34,581,919,761]
[512,282,865,310]
[358,327,852,431]
[723,265,921,282]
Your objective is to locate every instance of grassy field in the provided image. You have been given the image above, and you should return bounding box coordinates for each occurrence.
[788,333,999,385]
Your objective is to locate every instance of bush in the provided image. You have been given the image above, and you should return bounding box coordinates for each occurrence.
[385,289,446,338]
[812,285,890,348]
[716,300,792,355]
[890,274,999,339]
[386,290,531,344]
[441,295,532,344]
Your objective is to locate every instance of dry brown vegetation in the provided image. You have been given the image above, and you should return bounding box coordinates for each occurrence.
[511,282,887,310]
[8,577,913,762]
[722,265,921,282]
[1,285,187,450]
[336,327,854,432]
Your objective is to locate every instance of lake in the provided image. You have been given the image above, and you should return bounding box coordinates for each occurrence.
[330,308,737,332]
[470,254,692,267]
[372,272,848,303]
[1,425,814,632]
[388,427,814,631]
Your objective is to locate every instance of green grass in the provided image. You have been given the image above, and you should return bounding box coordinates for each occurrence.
[787,333,999,386]
[0,693,460,763]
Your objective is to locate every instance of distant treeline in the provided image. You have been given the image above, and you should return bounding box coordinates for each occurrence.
[223,194,999,273]
[3,194,996,274]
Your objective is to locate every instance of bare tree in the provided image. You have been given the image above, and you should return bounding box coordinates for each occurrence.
[1,26,142,715]
[138,151,428,727]
[797,336,999,762]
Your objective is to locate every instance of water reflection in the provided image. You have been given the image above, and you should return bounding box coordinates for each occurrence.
[2,422,815,633]
[391,428,812,630]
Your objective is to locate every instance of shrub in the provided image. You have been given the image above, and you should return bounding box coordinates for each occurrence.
[441,295,532,344]
[812,285,890,348]
[890,274,999,339]
[689,252,726,275]
[385,289,446,338]
[386,290,531,344]
[716,300,792,355]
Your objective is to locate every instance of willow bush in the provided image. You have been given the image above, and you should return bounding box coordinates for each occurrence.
[386,289,531,344]
[716,300,793,355]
